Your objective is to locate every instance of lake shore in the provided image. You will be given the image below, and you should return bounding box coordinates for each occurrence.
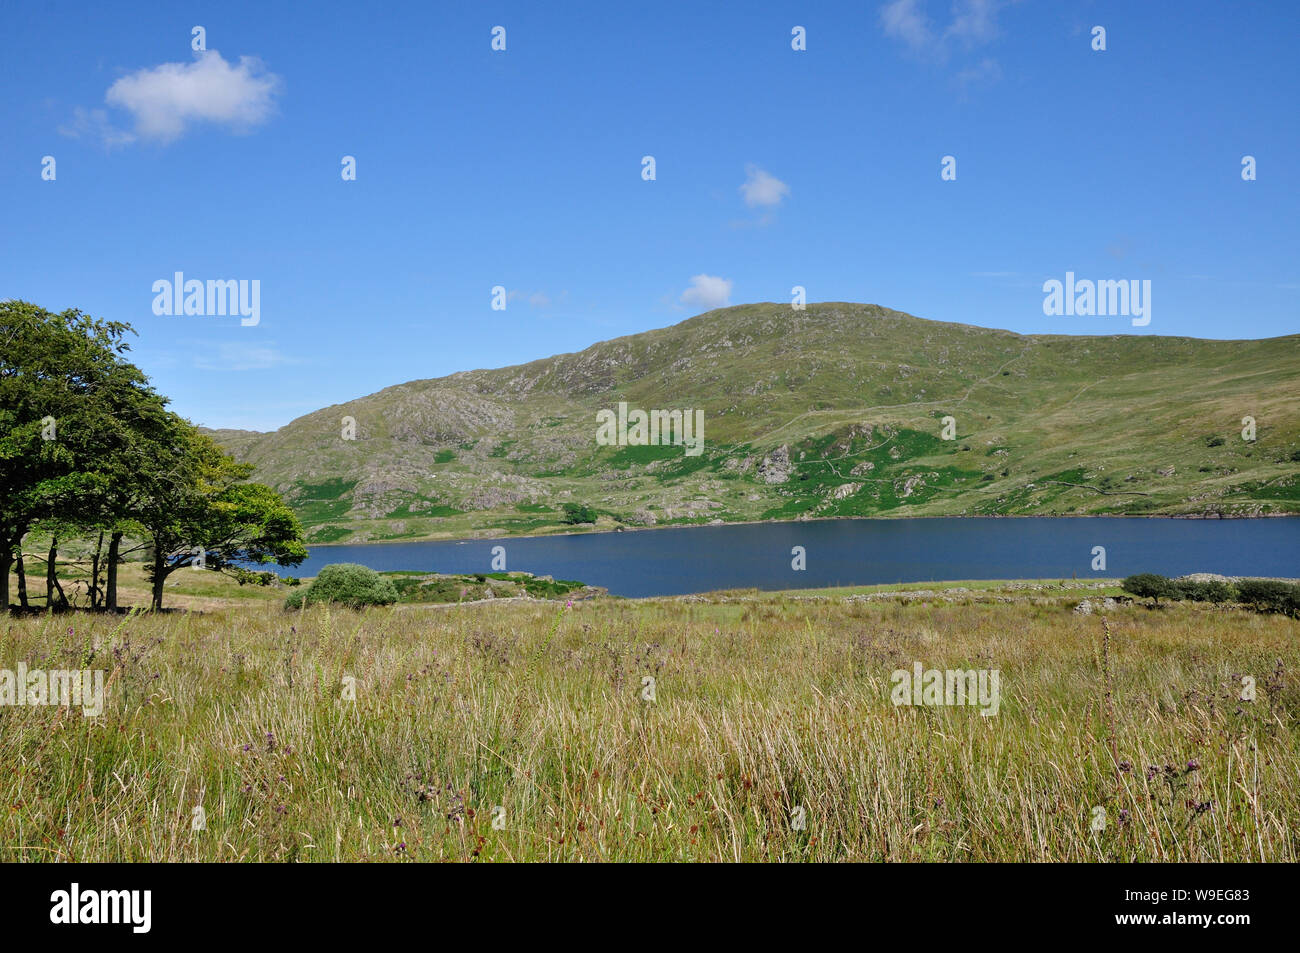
[307,509,1300,549]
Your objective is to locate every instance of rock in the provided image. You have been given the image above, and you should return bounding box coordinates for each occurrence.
[1075,597,1121,615]
[896,474,926,497]
[757,445,793,484]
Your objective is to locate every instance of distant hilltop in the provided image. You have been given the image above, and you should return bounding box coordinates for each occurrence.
[205,302,1300,544]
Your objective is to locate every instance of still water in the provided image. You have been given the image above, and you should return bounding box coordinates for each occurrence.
[284,517,1299,598]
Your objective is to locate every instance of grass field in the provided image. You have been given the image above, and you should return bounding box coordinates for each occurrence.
[2,578,1296,862]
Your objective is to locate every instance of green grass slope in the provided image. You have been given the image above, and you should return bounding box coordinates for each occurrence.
[206,303,1300,543]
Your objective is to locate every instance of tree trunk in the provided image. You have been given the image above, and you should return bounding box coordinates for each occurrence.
[46,537,69,610]
[151,548,167,611]
[106,531,123,611]
[0,546,11,613]
[16,551,29,609]
[90,530,104,609]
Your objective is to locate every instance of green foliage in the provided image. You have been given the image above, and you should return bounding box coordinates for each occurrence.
[1172,579,1235,603]
[1235,579,1300,617]
[284,563,397,610]
[1121,573,1176,605]
[561,502,597,524]
[293,479,357,523]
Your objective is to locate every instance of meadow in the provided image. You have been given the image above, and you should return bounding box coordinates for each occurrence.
[1,578,1296,862]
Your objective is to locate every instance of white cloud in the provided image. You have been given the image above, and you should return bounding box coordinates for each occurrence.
[880,0,935,52]
[505,289,562,309]
[948,0,1004,45]
[58,107,136,149]
[739,165,790,208]
[101,50,282,143]
[680,274,733,311]
[955,56,1002,89]
[881,0,1013,65]
[193,342,298,372]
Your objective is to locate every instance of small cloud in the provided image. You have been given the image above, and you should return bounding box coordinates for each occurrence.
[680,274,733,311]
[505,289,560,309]
[881,0,1014,79]
[739,165,790,208]
[881,0,936,53]
[955,57,1002,90]
[193,342,299,372]
[947,0,1006,46]
[58,107,135,150]
[84,50,282,145]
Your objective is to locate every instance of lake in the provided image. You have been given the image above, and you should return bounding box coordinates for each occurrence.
[284,517,1299,597]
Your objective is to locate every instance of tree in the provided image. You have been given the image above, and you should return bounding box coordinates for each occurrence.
[284,564,397,610]
[136,428,306,609]
[1235,579,1300,618]
[561,502,597,524]
[1121,573,1175,606]
[0,301,148,611]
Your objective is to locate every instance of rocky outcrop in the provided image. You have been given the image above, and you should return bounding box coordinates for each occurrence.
[757,445,793,484]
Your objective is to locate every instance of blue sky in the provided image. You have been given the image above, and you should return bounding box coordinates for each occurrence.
[3,1,1296,431]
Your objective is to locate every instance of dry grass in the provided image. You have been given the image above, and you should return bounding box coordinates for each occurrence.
[1,589,1296,862]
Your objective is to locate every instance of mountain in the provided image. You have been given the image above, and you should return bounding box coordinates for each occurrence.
[206,303,1300,544]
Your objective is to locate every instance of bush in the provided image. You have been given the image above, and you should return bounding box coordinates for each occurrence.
[561,502,597,525]
[1204,435,1225,447]
[284,563,398,610]
[1121,573,1176,605]
[1171,579,1234,603]
[1235,579,1300,617]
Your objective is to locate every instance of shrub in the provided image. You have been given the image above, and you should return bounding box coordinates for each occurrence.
[1204,435,1225,447]
[284,563,398,610]
[1235,579,1300,617]
[1172,579,1234,603]
[561,502,597,525]
[1122,573,1176,605]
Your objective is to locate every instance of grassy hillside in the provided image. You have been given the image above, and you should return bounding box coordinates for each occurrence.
[207,303,1300,544]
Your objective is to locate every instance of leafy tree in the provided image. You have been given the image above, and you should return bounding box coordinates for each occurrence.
[561,502,597,524]
[284,563,397,610]
[1235,579,1300,618]
[1121,573,1175,606]
[1172,579,1234,603]
[136,428,306,610]
[0,301,151,611]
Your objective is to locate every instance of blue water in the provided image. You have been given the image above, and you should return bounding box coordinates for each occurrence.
[280,517,1299,598]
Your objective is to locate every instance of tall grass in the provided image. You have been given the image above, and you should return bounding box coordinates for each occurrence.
[1,593,1295,861]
